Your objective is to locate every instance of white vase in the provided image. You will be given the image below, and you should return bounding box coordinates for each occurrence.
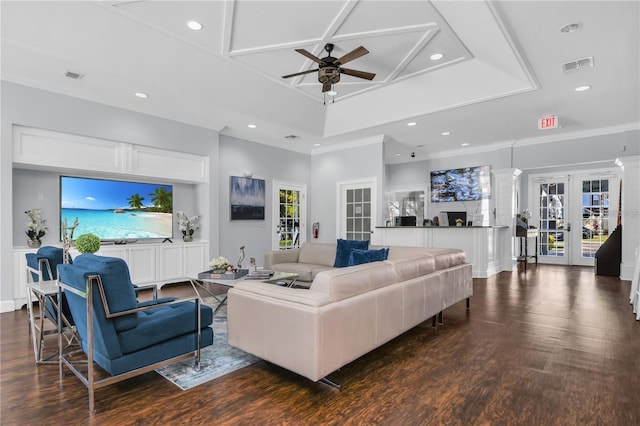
[183,235,193,242]
[27,239,42,248]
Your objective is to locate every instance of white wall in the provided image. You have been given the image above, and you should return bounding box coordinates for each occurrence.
[386,148,512,224]
[217,135,311,266]
[310,140,385,243]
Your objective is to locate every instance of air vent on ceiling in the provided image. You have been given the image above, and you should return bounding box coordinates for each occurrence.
[284,135,300,140]
[562,56,594,73]
[64,71,84,79]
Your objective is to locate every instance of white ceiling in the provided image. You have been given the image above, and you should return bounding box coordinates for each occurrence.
[1,1,638,164]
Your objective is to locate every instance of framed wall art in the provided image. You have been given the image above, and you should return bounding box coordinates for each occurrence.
[230,176,266,220]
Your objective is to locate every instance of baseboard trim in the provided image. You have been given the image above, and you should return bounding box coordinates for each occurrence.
[0,299,18,313]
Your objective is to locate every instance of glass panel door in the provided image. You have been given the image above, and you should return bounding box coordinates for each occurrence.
[272,181,306,250]
[339,180,376,242]
[570,174,620,266]
[534,178,569,264]
[345,187,372,241]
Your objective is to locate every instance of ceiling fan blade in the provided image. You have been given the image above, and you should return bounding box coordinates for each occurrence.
[322,82,332,92]
[340,68,376,80]
[282,69,318,79]
[336,46,369,66]
[295,48,325,65]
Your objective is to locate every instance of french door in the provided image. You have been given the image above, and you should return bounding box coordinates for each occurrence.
[338,179,377,241]
[570,172,620,266]
[272,181,306,250]
[530,169,620,266]
[533,177,569,265]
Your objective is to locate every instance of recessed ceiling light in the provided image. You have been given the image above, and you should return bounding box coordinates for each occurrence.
[461,143,470,147]
[430,53,444,61]
[407,122,417,126]
[574,85,591,92]
[441,131,451,136]
[186,20,203,31]
[135,92,148,98]
[313,143,321,147]
[560,22,582,33]
[247,124,257,128]
[393,153,401,156]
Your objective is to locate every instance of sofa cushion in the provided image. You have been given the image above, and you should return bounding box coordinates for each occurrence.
[333,239,369,268]
[347,248,389,266]
[298,243,336,267]
[73,254,139,332]
[117,301,213,354]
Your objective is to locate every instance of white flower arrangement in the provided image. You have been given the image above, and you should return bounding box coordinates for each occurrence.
[176,211,200,236]
[25,208,48,242]
[209,256,231,272]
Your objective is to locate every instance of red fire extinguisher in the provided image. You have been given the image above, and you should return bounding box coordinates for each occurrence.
[312,222,319,239]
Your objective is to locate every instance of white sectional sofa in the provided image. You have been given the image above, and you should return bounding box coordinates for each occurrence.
[227,243,472,384]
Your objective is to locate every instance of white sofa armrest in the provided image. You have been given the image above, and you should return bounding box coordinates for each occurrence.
[231,281,332,307]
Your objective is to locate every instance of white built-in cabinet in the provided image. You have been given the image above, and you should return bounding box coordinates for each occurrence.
[12,126,208,183]
[10,125,211,311]
[13,242,207,310]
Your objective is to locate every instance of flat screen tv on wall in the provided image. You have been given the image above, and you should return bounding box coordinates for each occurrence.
[430,165,491,202]
[60,176,173,241]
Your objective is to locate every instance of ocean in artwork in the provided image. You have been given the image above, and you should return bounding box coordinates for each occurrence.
[62,208,173,240]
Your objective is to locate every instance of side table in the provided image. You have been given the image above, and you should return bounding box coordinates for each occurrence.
[25,278,77,364]
[516,227,539,273]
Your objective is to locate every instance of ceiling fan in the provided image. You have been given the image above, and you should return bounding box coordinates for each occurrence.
[282,43,376,93]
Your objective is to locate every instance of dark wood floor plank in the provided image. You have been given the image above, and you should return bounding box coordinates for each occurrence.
[1,265,639,425]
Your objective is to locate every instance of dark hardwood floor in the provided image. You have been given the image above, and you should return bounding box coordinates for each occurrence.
[1,264,639,425]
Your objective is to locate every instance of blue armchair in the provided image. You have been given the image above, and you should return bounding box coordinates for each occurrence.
[25,246,77,363]
[58,254,214,412]
[25,246,73,325]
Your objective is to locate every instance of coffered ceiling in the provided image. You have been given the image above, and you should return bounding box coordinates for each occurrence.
[1,1,638,164]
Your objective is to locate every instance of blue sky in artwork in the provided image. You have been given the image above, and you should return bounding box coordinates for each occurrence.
[61,176,172,210]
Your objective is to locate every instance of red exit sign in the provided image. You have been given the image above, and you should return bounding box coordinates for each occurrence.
[538,116,558,129]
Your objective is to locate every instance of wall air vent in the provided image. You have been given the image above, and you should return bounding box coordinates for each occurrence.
[562,56,594,73]
[64,71,84,79]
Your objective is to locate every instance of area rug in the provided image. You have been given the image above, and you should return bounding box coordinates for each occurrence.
[155,300,260,390]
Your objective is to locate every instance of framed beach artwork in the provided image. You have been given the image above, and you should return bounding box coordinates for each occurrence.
[230,176,266,220]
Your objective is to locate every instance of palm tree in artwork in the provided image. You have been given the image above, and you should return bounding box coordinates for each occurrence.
[127,193,145,210]
[150,187,172,213]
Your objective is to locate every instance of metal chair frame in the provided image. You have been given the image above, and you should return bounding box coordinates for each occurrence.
[26,260,78,364]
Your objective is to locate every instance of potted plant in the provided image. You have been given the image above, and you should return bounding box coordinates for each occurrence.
[25,208,48,248]
[75,233,101,254]
[177,211,200,242]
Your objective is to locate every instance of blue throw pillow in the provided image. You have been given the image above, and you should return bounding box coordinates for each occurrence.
[333,239,369,268]
[347,248,389,266]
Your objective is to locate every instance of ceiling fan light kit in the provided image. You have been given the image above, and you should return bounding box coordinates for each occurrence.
[282,43,376,99]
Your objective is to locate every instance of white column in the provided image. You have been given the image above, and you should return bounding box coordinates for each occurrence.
[492,168,522,272]
[619,156,640,281]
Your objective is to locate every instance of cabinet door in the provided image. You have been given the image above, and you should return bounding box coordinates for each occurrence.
[184,243,206,278]
[98,246,129,263]
[13,126,123,173]
[157,245,184,282]
[128,246,156,284]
